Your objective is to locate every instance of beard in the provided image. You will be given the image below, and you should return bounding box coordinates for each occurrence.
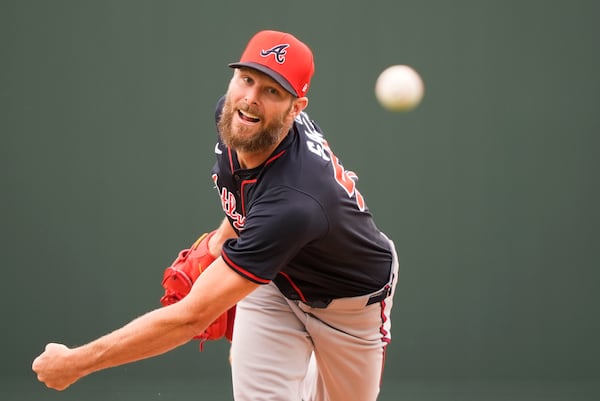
[217,95,292,153]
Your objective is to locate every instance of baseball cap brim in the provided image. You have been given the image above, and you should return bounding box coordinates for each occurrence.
[228,62,298,97]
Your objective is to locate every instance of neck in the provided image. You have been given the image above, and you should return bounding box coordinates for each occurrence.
[236,129,290,169]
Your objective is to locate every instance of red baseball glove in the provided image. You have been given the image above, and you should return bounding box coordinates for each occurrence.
[160,231,236,349]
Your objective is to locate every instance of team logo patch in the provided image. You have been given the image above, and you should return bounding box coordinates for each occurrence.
[260,44,289,64]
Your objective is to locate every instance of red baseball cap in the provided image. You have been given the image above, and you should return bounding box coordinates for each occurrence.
[229,30,315,97]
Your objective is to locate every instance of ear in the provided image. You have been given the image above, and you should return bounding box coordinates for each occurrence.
[291,97,309,117]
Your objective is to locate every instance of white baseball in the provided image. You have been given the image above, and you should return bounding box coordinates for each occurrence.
[375,65,424,112]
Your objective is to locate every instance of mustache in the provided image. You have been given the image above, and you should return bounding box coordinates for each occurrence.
[236,101,263,119]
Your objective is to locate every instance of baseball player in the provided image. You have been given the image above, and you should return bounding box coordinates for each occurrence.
[32,30,399,401]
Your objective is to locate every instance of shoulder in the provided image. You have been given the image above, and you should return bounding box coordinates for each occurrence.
[293,110,325,140]
[214,95,226,124]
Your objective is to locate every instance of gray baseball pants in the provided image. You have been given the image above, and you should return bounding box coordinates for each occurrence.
[230,236,399,401]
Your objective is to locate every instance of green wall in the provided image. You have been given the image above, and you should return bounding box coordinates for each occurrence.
[2,1,599,400]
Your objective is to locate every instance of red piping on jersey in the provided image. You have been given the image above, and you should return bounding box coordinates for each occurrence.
[227,147,235,173]
[265,150,286,166]
[227,148,285,173]
[278,271,308,303]
[221,251,270,284]
[234,150,286,218]
[240,179,257,216]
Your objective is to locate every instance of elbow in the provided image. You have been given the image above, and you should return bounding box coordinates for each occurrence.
[174,302,213,338]
[185,317,208,338]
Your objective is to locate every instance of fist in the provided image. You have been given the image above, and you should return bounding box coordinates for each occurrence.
[32,343,81,391]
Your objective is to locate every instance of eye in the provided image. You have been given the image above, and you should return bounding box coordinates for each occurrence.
[265,85,287,99]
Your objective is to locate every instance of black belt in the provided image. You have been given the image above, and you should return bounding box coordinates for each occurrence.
[303,286,390,309]
[366,285,391,305]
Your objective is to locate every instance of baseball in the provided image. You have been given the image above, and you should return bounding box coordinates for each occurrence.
[375,65,424,112]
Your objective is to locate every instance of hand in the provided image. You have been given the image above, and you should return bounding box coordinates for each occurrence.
[32,343,82,391]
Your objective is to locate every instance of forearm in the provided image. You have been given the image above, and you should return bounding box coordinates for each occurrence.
[33,299,212,390]
[60,260,253,378]
[73,300,205,377]
[33,256,258,391]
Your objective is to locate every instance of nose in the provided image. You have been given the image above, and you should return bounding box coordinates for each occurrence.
[243,86,260,105]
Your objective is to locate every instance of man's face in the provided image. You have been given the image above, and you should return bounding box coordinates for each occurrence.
[218,68,296,153]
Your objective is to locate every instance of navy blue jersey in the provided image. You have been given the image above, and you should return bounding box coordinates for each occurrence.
[211,97,393,302]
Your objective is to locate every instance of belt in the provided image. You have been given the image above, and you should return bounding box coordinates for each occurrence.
[366,285,391,305]
[303,285,390,309]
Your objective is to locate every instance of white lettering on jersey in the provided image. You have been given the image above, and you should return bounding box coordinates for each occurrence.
[296,112,366,212]
[212,174,246,230]
[296,112,330,161]
[307,140,330,161]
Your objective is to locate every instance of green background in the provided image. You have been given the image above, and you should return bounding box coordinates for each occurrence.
[2,0,598,400]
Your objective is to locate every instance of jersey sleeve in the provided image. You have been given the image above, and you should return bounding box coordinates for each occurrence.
[221,186,328,284]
